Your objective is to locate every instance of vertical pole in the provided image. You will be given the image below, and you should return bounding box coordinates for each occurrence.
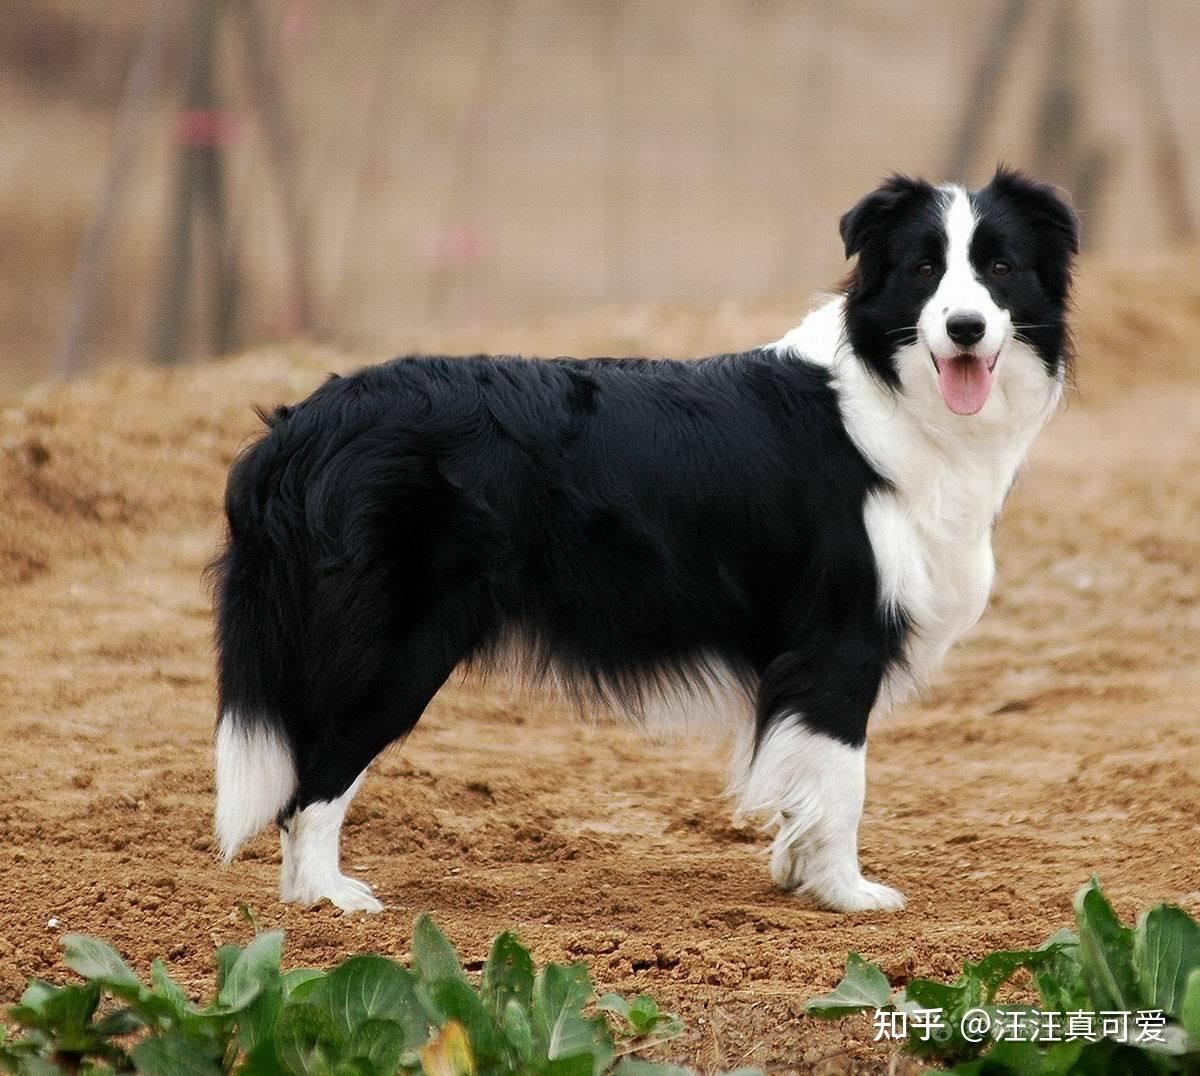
[153,0,237,365]
[1130,6,1195,243]
[235,0,313,334]
[59,0,171,379]
[943,0,1030,184]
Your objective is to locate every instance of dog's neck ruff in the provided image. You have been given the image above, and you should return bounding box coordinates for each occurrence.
[773,296,1060,534]
[771,297,1061,701]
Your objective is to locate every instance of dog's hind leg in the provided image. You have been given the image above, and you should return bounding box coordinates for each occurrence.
[734,643,904,913]
[279,674,450,913]
[279,599,485,913]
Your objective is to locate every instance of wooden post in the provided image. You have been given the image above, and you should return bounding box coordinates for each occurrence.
[943,0,1030,184]
[234,0,314,334]
[1129,6,1195,243]
[152,0,238,365]
[58,0,171,379]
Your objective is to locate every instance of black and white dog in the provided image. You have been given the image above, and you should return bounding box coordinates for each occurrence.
[213,168,1076,914]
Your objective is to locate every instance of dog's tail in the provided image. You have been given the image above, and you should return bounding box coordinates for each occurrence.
[210,418,302,861]
[214,710,296,862]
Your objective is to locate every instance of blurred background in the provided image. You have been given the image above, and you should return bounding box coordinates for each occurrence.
[4,0,1199,390]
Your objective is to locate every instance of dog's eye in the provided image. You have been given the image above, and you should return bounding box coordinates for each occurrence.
[991,260,1011,276]
[915,261,935,277]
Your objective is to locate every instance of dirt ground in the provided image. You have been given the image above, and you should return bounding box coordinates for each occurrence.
[0,253,1198,1074]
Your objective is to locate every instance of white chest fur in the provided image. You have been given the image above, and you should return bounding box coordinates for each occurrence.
[864,476,996,703]
[771,297,1061,707]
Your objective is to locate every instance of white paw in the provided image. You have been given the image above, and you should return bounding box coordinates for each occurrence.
[282,873,384,914]
[326,876,385,914]
[805,875,906,913]
[770,840,904,912]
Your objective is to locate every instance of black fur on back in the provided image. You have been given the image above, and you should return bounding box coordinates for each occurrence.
[213,349,909,806]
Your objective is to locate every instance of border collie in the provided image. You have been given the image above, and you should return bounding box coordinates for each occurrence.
[213,168,1076,914]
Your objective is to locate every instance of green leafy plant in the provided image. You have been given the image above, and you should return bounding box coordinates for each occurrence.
[806,878,1200,1073]
[0,915,760,1076]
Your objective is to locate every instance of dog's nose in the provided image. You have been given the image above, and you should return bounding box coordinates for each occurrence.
[946,312,986,347]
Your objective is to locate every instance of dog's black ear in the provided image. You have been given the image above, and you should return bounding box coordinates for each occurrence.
[839,174,934,259]
[987,167,1079,299]
[988,167,1080,255]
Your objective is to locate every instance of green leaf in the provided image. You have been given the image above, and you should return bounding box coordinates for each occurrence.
[648,1018,685,1042]
[238,990,283,1054]
[966,944,1072,1002]
[93,1007,145,1036]
[480,932,534,1019]
[1042,927,1080,948]
[42,982,99,1025]
[941,1037,1082,1075]
[275,1002,344,1076]
[215,943,244,991]
[629,996,659,1017]
[306,955,427,1050]
[150,959,195,1020]
[411,915,466,985]
[1063,1038,1177,1074]
[1181,968,1200,1041]
[130,1030,224,1076]
[12,1059,64,1076]
[328,1055,369,1074]
[1133,903,1200,1017]
[531,962,594,1048]
[330,1063,372,1076]
[345,1018,408,1071]
[63,934,141,987]
[596,994,630,1021]
[541,1055,596,1076]
[501,997,533,1063]
[898,977,988,1062]
[1033,942,1089,1013]
[531,963,612,1072]
[17,1060,66,1076]
[804,953,892,1017]
[238,1038,291,1076]
[214,930,284,1013]
[1073,878,1142,1012]
[11,980,59,1021]
[627,995,680,1038]
[284,968,327,998]
[1027,1039,1090,1076]
[417,977,503,1067]
[28,983,104,1053]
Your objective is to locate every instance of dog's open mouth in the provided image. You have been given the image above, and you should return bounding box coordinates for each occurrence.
[931,352,999,416]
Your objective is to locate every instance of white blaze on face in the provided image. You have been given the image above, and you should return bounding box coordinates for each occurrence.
[918,187,1012,415]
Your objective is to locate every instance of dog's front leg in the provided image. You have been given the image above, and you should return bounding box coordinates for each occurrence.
[735,652,904,912]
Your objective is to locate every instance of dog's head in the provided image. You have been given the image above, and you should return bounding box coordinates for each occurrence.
[839,168,1077,417]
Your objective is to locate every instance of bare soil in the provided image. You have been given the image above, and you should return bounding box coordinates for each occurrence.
[1,255,1198,1074]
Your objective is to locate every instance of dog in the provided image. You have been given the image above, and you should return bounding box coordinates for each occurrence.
[212,167,1076,914]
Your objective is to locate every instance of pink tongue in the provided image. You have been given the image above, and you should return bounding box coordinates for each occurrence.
[937,355,994,415]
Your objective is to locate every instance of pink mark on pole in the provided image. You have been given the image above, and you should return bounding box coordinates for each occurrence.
[177,109,241,148]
